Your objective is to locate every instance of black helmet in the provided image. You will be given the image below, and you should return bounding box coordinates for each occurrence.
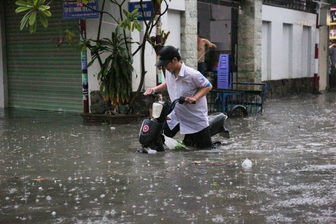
[155,45,180,67]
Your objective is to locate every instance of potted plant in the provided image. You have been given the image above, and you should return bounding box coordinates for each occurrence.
[86,26,134,114]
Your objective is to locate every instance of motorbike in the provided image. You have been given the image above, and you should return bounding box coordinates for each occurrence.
[138,93,230,153]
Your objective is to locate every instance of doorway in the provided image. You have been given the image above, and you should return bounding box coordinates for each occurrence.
[197,0,239,88]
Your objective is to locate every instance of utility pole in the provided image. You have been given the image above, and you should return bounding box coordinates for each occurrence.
[80,19,89,113]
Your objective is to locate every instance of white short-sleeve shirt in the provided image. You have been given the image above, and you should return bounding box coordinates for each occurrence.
[165,63,211,134]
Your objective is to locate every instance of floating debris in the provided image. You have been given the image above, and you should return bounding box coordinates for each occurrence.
[242,158,253,169]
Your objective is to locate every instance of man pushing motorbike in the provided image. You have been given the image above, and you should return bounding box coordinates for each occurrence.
[144,45,213,149]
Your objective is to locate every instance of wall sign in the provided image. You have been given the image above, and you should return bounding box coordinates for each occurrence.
[63,0,99,20]
[128,1,153,21]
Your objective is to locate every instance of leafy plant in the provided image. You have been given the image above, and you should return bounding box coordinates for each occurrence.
[82,1,143,113]
[87,27,133,109]
[15,0,52,33]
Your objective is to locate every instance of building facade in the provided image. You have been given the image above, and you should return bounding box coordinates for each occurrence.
[0,0,331,112]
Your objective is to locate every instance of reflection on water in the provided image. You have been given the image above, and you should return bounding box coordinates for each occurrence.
[0,93,335,223]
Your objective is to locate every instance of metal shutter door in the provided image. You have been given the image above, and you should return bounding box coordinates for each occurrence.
[4,1,82,112]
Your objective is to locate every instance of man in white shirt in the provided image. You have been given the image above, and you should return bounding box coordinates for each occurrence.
[144,45,213,149]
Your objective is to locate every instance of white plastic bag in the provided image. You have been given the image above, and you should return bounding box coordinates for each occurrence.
[242,158,253,169]
[164,135,188,150]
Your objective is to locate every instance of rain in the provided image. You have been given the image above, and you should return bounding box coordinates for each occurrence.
[0,92,335,223]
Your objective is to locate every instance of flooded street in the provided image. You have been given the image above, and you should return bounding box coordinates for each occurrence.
[0,93,335,224]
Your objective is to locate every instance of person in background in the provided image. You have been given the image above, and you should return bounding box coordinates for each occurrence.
[144,45,213,149]
[329,41,336,75]
[197,34,217,76]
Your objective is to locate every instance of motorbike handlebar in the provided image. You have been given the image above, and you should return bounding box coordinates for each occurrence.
[178,97,196,104]
[148,95,196,119]
[168,97,196,113]
[145,92,195,104]
[147,91,158,98]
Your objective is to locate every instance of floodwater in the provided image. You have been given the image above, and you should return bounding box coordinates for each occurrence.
[0,92,335,224]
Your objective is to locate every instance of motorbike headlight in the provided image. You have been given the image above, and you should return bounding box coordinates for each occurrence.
[152,102,163,119]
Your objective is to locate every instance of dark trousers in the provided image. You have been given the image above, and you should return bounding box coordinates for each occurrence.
[198,62,205,76]
[163,122,213,149]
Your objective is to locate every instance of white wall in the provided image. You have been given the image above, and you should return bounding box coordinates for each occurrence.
[86,0,184,97]
[165,0,185,11]
[130,0,183,91]
[262,5,316,81]
[86,1,121,93]
[137,9,181,91]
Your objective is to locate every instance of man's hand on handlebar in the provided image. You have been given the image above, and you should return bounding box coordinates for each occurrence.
[184,96,197,104]
[144,88,155,95]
